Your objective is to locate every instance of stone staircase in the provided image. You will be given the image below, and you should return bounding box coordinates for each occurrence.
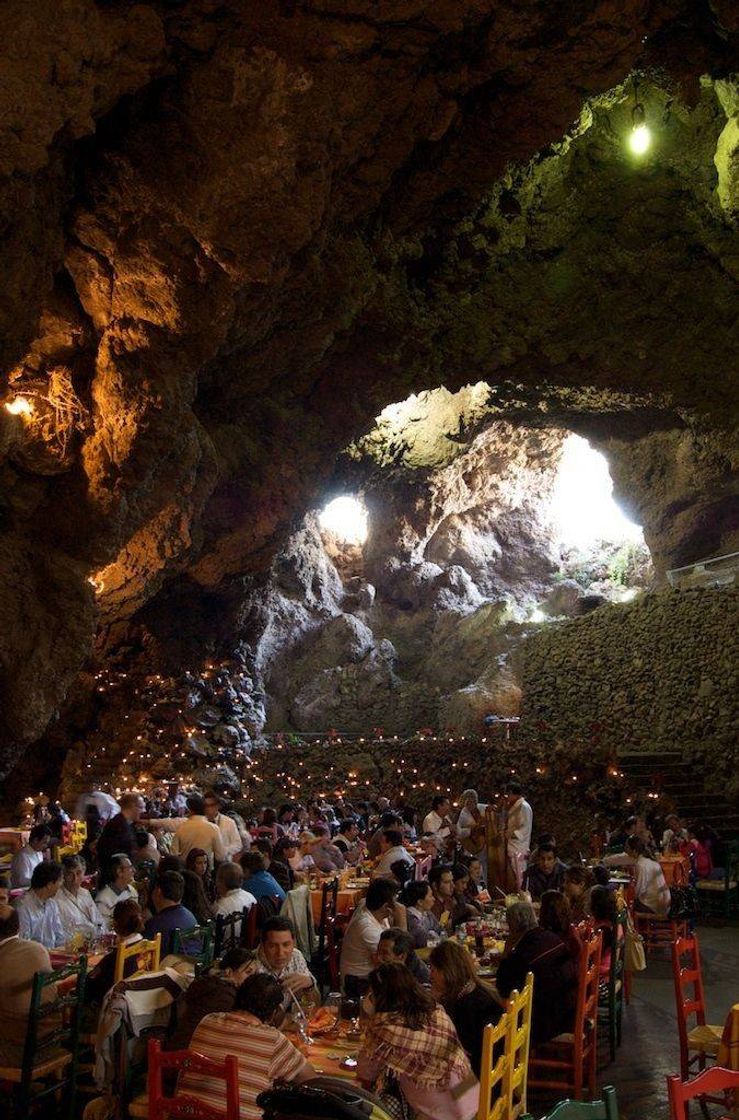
[617,750,739,842]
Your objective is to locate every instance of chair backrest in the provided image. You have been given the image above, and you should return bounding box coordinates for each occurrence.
[522,1085,619,1119]
[573,929,602,1057]
[21,957,87,1109]
[660,858,689,887]
[243,901,259,949]
[608,911,626,986]
[214,907,249,956]
[504,972,534,1119]
[415,854,433,880]
[148,1038,239,1120]
[114,934,161,983]
[72,819,88,845]
[667,1067,739,1120]
[477,1010,510,1120]
[672,934,707,1070]
[171,921,215,972]
[320,877,339,931]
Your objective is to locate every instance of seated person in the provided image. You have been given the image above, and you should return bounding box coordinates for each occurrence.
[372,829,414,879]
[429,938,503,1078]
[451,864,482,919]
[538,890,582,966]
[333,819,364,865]
[358,962,479,1120]
[240,850,286,903]
[340,878,403,998]
[496,901,578,1045]
[181,869,213,925]
[180,973,317,1115]
[603,835,671,915]
[523,842,567,900]
[132,826,161,868]
[143,870,197,955]
[589,885,621,977]
[376,926,429,985]
[400,879,441,948]
[429,864,474,928]
[167,947,256,1049]
[56,854,102,942]
[254,916,317,1009]
[661,813,689,854]
[562,866,594,923]
[213,862,257,934]
[465,856,489,902]
[185,848,213,900]
[10,824,51,888]
[85,898,145,1005]
[270,838,298,892]
[0,903,56,1065]
[16,861,66,949]
[310,825,346,873]
[95,853,139,928]
[366,812,403,860]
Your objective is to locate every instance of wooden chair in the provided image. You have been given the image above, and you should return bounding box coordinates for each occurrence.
[671,934,723,1080]
[667,1066,739,1120]
[146,1038,239,1120]
[521,1085,619,1119]
[596,910,626,1063]
[660,857,690,888]
[214,907,250,956]
[314,877,339,992]
[0,956,87,1120]
[504,973,534,1119]
[696,841,739,920]
[477,1009,510,1120]
[243,900,259,949]
[415,854,433,880]
[171,921,215,974]
[114,934,162,983]
[529,930,602,1101]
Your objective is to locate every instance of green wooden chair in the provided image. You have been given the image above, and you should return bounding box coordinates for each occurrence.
[597,911,626,1063]
[0,955,87,1120]
[696,840,739,919]
[521,1084,619,1119]
[171,919,215,974]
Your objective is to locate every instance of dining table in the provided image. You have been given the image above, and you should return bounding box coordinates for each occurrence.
[299,1026,363,1081]
[310,879,369,925]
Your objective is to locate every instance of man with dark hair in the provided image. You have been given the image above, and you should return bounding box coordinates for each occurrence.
[339,877,405,997]
[180,973,316,1116]
[372,828,414,879]
[57,854,102,940]
[144,870,197,954]
[16,862,65,948]
[171,796,225,866]
[523,842,567,900]
[10,823,51,888]
[255,916,317,1007]
[334,819,363,865]
[422,795,455,843]
[97,792,146,872]
[377,926,430,984]
[0,902,56,1064]
[95,853,138,927]
[241,851,286,903]
[309,825,345,874]
[367,811,403,859]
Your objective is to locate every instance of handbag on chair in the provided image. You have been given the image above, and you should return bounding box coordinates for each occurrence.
[624,915,646,972]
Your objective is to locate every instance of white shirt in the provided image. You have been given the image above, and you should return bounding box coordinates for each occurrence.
[10,846,43,888]
[16,891,66,949]
[75,790,120,823]
[373,846,414,879]
[603,853,671,915]
[506,797,533,856]
[456,804,487,840]
[56,886,102,941]
[422,810,452,840]
[213,813,243,861]
[95,883,138,929]
[171,816,225,865]
[339,902,388,980]
[213,888,257,919]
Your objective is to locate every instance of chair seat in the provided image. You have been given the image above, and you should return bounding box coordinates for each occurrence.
[687,1024,723,1053]
[0,1052,72,1081]
[696,880,737,891]
[128,1092,148,1117]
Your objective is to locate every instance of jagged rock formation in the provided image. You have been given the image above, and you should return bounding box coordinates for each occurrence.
[1,2,738,779]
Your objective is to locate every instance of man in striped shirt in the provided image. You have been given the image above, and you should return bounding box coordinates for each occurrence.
[179,974,316,1119]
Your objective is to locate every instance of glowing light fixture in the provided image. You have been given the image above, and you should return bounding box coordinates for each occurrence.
[628,78,651,156]
[318,495,368,545]
[5,396,33,416]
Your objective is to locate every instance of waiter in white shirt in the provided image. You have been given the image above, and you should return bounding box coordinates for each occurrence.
[504,781,533,890]
[422,796,456,845]
[203,792,244,861]
[171,795,225,867]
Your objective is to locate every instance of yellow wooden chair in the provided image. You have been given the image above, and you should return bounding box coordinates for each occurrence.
[114,933,161,983]
[71,820,87,850]
[478,1010,510,1120]
[504,972,534,1120]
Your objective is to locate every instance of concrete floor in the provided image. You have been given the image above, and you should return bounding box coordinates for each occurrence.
[528,922,739,1119]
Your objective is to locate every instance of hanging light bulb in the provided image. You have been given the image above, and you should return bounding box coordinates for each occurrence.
[5,396,33,416]
[628,78,651,156]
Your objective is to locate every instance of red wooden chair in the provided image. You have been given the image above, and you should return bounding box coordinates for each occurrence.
[667,1066,739,1120]
[147,1039,239,1120]
[529,929,602,1100]
[671,934,723,1080]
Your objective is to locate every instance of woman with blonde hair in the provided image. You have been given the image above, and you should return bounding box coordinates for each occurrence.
[429,938,503,1077]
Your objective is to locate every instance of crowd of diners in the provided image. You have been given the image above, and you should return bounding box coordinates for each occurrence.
[0,779,722,1119]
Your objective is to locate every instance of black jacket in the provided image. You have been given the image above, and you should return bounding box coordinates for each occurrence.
[496,928,578,1045]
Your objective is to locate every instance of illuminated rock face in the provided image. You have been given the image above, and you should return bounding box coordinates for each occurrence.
[0,2,738,775]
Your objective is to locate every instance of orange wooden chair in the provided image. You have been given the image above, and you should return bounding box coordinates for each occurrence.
[671,934,723,1080]
[667,1066,739,1120]
[529,930,602,1100]
[147,1038,239,1120]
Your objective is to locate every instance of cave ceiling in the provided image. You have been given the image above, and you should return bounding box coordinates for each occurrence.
[0,0,738,773]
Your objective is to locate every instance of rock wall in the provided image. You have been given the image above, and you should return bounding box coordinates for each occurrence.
[519,587,739,798]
